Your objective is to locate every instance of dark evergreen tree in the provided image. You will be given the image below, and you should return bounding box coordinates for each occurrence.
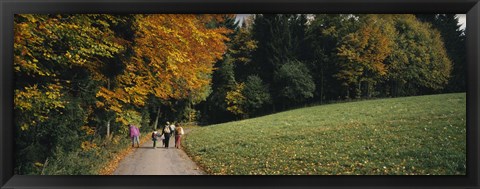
[275,60,316,108]
[242,75,271,117]
[202,15,239,123]
[231,20,258,82]
[251,14,294,111]
[306,14,359,102]
[252,14,292,82]
[203,55,237,123]
[290,14,311,62]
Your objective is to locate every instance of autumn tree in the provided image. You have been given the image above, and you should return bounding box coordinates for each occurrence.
[416,14,466,92]
[225,82,247,118]
[336,15,394,98]
[385,15,452,96]
[95,14,230,126]
[14,14,231,174]
[14,14,129,174]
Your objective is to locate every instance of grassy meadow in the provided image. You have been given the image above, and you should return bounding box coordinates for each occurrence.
[183,93,466,175]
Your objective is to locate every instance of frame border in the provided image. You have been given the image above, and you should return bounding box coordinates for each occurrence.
[1,0,479,188]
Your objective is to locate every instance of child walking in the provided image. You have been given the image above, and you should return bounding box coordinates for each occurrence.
[151,130,158,148]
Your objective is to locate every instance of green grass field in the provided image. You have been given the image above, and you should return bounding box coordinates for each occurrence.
[183,93,466,175]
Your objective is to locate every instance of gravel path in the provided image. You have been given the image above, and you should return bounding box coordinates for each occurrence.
[113,135,204,175]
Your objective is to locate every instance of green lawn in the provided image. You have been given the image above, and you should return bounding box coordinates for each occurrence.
[183,93,466,175]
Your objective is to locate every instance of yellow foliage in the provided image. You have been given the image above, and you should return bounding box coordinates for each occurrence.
[226,83,246,115]
[95,101,105,108]
[34,162,44,167]
[115,117,128,125]
[80,125,96,135]
[109,106,123,113]
[14,84,66,131]
[80,141,98,152]
[116,109,142,127]
[112,136,121,145]
[336,15,394,86]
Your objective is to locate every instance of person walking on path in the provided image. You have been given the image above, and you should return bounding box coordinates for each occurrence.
[163,122,174,148]
[159,132,165,147]
[174,124,184,149]
[170,123,176,136]
[151,130,159,148]
[129,124,140,148]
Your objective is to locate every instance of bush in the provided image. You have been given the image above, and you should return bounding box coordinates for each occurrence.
[41,132,134,175]
[243,75,271,117]
[275,60,316,105]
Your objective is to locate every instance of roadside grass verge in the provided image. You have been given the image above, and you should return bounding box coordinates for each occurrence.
[40,131,151,175]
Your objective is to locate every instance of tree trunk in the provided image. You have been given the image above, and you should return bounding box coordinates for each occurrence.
[153,106,161,130]
[106,78,111,138]
[356,81,361,99]
[188,103,192,123]
[272,102,276,113]
[366,81,371,98]
[106,119,111,138]
[320,66,324,104]
[346,86,350,99]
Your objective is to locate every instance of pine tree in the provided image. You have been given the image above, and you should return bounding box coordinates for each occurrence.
[306,14,359,101]
[242,75,271,117]
[231,18,258,82]
[204,55,237,123]
[203,15,239,123]
[251,14,293,111]
[290,14,311,62]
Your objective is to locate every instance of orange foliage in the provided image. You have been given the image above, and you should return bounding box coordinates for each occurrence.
[131,14,230,100]
[96,14,231,115]
[336,15,394,85]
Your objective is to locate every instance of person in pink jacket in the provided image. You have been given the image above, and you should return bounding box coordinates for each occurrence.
[129,124,140,147]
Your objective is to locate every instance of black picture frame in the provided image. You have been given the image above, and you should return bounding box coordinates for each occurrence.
[1,0,479,188]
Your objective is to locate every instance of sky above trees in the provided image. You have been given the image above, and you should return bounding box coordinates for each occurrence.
[236,14,467,31]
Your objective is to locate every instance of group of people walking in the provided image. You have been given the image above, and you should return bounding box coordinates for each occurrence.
[128,122,185,149]
[152,122,184,149]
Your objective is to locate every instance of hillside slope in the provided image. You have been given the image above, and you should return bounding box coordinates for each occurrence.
[184,93,466,175]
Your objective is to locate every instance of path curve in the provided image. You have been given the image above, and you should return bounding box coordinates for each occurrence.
[113,134,204,175]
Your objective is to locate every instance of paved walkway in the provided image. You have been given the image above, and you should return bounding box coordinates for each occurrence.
[113,136,204,175]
